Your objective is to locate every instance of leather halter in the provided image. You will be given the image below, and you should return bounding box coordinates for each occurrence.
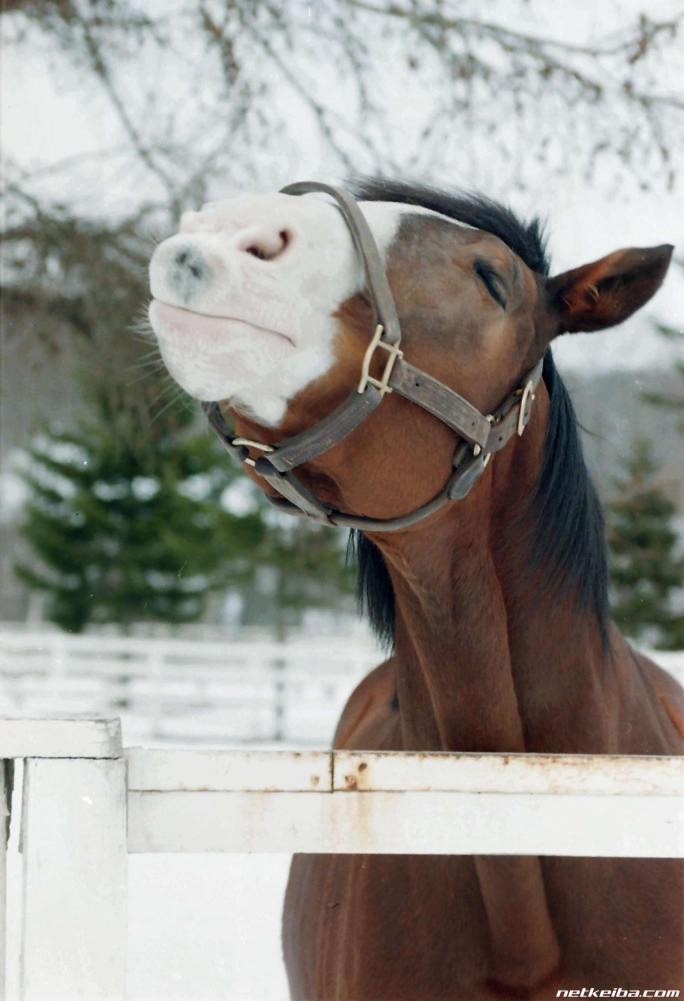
[202,182,544,533]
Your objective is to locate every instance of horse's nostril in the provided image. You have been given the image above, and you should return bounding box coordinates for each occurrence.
[241,228,291,262]
[172,247,207,279]
[245,246,270,261]
[167,246,209,301]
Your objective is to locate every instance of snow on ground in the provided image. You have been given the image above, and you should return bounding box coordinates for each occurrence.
[127,854,292,1001]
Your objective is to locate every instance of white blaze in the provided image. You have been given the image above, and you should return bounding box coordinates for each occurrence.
[148,194,466,425]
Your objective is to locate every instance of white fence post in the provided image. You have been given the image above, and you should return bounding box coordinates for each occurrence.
[18,720,127,1001]
[271,655,287,741]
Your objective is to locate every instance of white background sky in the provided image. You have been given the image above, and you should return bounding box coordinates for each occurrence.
[3,0,683,372]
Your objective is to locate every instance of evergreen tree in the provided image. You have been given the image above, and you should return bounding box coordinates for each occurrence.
[16,385,265,633]
[248,518,356,641]
[16,374,356,634]
[641,325,684,435]
[606,439,684,650]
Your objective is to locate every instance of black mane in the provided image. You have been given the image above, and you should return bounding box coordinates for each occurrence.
[350,178,551,275]
[347,181,609,649]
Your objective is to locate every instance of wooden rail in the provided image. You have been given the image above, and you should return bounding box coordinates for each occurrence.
[1,715,682,999]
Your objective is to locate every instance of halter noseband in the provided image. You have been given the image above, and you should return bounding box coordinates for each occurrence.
[202,182,544,533]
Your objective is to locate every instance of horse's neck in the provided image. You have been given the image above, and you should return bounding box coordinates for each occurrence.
[377,427,611,755]
[373,433,670,994]
[390,537,610,753]
[380,506,573,991]
[389,535,527,752]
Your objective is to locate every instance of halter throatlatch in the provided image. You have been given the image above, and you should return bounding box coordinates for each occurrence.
[202,182,544,532]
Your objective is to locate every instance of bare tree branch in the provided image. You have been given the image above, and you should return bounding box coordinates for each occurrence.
[4,0,684,207]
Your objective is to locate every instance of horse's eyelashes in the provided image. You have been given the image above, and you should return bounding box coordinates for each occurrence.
[474,261,507,309]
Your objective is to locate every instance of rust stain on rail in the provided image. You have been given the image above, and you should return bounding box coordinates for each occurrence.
[331,750,684,795]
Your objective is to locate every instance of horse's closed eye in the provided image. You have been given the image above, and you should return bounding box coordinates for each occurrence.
[474,261,507,310]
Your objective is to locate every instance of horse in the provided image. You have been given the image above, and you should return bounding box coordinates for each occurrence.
[147,178,684,1000]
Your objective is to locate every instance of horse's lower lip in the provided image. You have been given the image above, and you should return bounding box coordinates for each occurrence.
[149,300,295,347]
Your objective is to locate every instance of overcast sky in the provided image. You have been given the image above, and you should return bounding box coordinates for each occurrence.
[3,0,683,372]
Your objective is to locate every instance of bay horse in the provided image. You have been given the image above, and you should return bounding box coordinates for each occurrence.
[148,179,684,1000]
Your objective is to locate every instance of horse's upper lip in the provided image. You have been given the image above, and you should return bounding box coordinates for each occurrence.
[150,300,296,347]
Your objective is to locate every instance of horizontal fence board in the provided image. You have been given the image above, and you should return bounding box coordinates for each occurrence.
[127,749,684,857]
[126,748,684,795]
[0,715,122,758]
[127,748,332,792]
[127,789,684,857]
[334,751,684,795]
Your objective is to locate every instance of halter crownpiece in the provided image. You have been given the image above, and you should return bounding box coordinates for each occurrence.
[202,182,544,532]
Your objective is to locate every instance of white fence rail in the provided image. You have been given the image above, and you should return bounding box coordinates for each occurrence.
[0,630,381,744]
[0,715,682,999]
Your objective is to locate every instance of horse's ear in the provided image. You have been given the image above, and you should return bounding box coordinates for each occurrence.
[545,244,673,335]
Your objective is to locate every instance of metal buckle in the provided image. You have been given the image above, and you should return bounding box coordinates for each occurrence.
[358,324,403,395]
[517,381,535,437]
[231,437,275,468]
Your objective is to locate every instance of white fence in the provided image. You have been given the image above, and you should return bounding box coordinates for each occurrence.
[0,630,381,745]
[0,715,682,999]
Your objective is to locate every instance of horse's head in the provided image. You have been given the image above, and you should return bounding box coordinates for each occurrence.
[148,181,672,526]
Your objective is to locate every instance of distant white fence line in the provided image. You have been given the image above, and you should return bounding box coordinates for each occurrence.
[0,629,382,745]
[0,715,682,999]
[0,629,681,748]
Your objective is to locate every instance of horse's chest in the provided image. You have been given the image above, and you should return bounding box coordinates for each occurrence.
[282,854,684,1000]
[282,853,492,1000]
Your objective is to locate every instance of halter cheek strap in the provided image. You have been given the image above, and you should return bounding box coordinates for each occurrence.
[202,182,544,533]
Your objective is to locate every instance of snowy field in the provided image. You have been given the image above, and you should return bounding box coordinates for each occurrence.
[1,630,682,1000]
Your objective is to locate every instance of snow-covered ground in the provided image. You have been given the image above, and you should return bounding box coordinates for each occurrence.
[126,854,291,1000]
